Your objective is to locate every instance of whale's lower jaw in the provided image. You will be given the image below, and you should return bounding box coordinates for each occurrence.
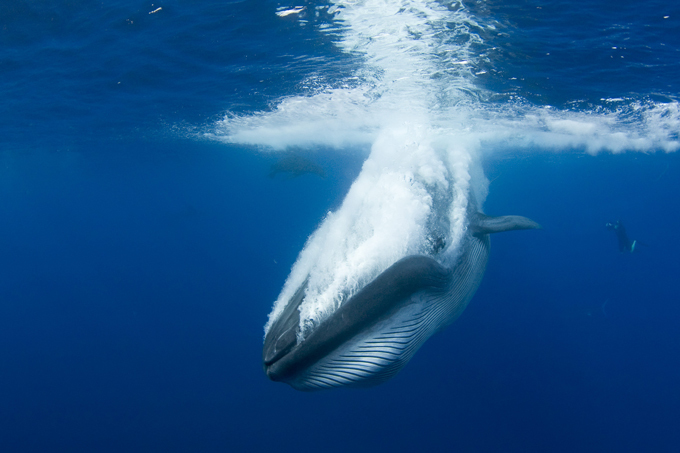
[271,234,490,391]
[283,292,452,391]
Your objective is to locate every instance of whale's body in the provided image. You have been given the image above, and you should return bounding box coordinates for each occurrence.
[263,209,539,391]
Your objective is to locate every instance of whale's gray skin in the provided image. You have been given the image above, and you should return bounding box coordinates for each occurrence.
[263,209,540,391]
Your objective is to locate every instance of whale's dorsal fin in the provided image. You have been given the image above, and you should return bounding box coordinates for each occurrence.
[470,213,541,237]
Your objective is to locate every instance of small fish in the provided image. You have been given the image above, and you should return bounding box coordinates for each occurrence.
[268,153,326,179]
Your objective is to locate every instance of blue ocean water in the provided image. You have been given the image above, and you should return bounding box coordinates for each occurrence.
[1,1,679,451]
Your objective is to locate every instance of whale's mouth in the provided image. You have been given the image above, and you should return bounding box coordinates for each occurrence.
[262,278,308,369]
[263,255,451,383]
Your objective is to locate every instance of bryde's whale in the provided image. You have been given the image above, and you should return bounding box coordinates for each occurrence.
[263,201,540,391]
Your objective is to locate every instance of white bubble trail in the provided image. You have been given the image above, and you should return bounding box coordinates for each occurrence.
[206,0,680,336]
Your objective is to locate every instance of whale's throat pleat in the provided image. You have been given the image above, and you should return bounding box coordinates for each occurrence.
[287,236,489,391]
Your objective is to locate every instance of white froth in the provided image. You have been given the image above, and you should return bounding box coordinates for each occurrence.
[213,0,680,338]
[210,87,380,150]
[463,101,680,155]
[260,0,484,338]
[276,7,305,17]
[265,124,461,338]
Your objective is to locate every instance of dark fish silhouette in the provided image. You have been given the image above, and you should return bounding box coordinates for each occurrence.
[268,154,326,179]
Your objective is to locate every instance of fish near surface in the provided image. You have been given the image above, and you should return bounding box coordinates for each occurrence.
[268,153,326,179]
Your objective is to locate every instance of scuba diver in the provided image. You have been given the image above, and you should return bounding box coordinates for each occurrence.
[606,220,636,253]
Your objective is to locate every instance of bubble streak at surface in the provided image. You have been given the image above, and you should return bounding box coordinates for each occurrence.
[256,0,491,339]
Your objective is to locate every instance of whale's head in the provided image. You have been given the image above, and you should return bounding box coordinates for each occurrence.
[262,208,540,391]
[263,254,451,386]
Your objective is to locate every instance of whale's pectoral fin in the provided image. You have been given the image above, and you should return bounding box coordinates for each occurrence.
[471,213,541,237]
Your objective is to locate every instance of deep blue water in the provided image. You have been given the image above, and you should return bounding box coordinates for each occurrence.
[1,1,679,452]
